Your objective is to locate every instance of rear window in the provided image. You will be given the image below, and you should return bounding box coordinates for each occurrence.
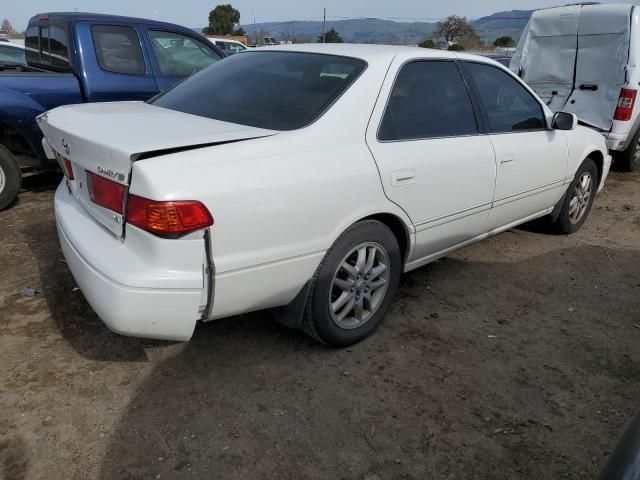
[92,25,145,75]
[25,23,71,70]
[150,51,366,130]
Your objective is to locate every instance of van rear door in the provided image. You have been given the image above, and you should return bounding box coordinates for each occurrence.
[562,4,632,130]
[510,5,580,112]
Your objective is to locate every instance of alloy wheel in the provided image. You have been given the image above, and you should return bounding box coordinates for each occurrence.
[328,242,391,330]
[568,171,594,224]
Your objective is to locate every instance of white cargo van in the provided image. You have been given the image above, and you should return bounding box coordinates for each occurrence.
[510,3,640,171]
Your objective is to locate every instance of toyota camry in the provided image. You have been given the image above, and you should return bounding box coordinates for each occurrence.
[39,44,611,346]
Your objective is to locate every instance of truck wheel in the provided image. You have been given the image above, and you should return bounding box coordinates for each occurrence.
[0,145,22,211]
[301,220,402,347]
[613,129,640,172]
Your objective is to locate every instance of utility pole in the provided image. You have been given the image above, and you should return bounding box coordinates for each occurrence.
[253,6,257,46]
[322,7,326,43]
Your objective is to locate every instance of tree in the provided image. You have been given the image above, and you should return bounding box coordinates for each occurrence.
[203,4,243,36]
[318,28,343,43]
[1,19,15,34]
[493,36,515,47]
[418,38,435,48]
[447,44,465,51]
[433,15,477,45]
[458,28,482,50]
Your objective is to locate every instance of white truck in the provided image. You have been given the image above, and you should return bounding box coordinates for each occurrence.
[510,3,640,171]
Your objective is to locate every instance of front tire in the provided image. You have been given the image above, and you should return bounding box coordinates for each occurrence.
[0,145,22,211]
[548,158,598,234]
[302,220,402,347]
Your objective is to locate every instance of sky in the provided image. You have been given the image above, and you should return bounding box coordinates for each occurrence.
[3,0,637,31]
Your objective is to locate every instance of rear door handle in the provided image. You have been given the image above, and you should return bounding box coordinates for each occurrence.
[500,154,515,166]
[391,169,415,186]
[579,84,598,91]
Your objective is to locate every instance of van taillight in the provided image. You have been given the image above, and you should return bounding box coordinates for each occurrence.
[86,172,125,214]
[614,88,637,121]
[125,195,213,237]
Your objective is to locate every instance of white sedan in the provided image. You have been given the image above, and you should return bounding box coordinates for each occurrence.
[39,44,611,346]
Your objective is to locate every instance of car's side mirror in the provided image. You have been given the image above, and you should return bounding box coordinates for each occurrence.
[552,112,578,130]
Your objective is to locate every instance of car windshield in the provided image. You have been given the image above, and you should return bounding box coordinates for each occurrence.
[0,46,25,64]
[150,51,366,130]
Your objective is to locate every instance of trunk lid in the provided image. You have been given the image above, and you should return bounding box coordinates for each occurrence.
[39,101,276,236]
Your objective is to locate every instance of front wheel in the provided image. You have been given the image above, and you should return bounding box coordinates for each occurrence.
[302,220,402,347]
[0,145,22,211]
[548,158,598,235]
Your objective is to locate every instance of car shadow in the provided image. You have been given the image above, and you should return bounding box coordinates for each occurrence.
[22,219,176,362]
[96,246,640,479]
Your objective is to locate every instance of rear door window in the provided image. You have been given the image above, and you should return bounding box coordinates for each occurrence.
[378,60,478,141]
[149,30,221,77]
[92,25,145,75]
[465,62,546,132]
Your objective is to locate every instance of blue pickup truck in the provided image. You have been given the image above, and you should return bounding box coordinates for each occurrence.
[0,12,224,209]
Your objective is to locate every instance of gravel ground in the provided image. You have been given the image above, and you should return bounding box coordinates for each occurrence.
[0,171,639,480]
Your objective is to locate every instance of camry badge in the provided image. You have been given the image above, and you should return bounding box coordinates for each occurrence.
[97,166,126,182]
[61,138,71,155]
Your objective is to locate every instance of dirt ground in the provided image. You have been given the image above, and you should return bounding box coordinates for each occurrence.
[0,170,639,480]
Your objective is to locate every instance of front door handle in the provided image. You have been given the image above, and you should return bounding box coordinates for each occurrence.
[500,154,515,166]
[391,169,415,186]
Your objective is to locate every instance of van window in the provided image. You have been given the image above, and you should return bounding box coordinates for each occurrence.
[466,62,546,132]
[92,25,145,75]
[378,60,478,141]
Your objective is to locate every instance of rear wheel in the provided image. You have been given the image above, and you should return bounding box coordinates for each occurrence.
[0,145,22,211]
[302,220,402,347]
[613,129,640,172]
[547,158,598,234]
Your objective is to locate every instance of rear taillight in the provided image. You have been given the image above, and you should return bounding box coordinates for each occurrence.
[125,195,213,237]
[62,158,74,180]
[55,152,74,180]
[614,88,637,121]
[86,172,125,214]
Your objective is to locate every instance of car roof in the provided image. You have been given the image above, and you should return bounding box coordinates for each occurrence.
[0,42,24,49]
[29,12,198,31]
[256,43,503,67]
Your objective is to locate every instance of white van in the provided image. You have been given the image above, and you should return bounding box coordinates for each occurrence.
[510,3,640,171]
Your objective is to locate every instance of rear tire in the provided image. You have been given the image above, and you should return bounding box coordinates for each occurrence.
[613,129,640,172]
[302,220,402,347]
[547,158,598,235]
[0,145,22,211]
